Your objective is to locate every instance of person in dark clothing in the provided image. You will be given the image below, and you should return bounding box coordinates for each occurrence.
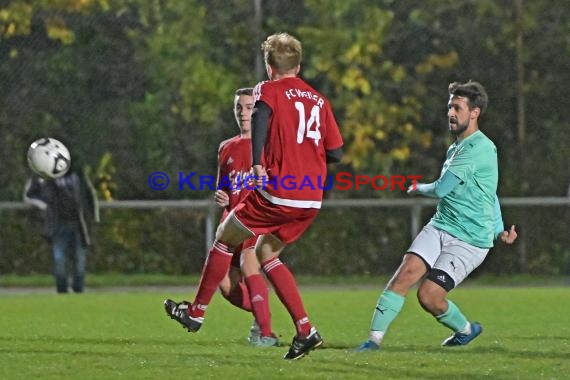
[24,165,99,293]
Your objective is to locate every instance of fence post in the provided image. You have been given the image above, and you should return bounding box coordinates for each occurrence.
[410,203,422,240]
[205,205,215,257]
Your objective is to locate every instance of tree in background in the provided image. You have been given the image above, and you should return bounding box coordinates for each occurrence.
[1,0,568,275]
[0,0,145,200]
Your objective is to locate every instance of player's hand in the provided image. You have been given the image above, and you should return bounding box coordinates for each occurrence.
[253,165,267,188]
[499,225,517,244]
[214,190,229,207]
[406,182,423,195]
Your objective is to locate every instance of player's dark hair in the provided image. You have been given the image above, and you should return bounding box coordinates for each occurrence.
[235,88,253,97]
[448,80,488,115]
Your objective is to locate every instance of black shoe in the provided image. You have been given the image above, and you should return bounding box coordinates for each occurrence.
[163,299,203,332]
[283,327,323,360]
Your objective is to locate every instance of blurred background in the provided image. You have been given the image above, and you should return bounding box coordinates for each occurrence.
[0,0,568,279]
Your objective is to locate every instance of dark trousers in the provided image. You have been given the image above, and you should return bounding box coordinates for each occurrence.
[52,221,87,293]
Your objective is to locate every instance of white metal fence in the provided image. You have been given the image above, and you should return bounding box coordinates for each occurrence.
[2,197,569,256]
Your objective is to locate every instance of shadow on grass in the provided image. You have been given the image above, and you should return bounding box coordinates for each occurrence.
[319,341,570,361]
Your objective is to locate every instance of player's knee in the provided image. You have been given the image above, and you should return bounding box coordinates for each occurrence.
[215,216,237,241]
[215,229,241,247]
[240,251,260,276]
[219,282,231,297]
[214,223,226,241]
[417,273,453,314]
[255,237,283,263]
[388,267,423,293]
[256,249,275,263]
[217,220,253,247]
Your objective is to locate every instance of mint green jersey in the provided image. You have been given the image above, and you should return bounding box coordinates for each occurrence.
[430,130,498,248]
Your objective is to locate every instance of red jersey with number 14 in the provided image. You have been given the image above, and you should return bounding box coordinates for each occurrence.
[253,77,343,209]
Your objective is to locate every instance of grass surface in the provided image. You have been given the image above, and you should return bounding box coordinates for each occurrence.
[1,286,569,379]
[2,273,570,287]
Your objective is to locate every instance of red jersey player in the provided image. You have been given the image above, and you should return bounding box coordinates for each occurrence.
[164,33,343,360]
[214,88,278,347]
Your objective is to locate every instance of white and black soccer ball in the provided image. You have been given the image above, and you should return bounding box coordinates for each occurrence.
[27,137,71,179]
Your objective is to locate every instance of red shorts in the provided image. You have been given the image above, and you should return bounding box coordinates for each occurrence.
[230,236,259,268]
[233,190,319,245]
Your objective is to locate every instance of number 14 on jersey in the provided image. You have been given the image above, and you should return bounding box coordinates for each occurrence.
[295,102,321,146]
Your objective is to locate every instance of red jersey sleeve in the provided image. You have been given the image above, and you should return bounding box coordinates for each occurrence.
[323,101,343,151]
[216,136,254,211]
[254,81,275,109]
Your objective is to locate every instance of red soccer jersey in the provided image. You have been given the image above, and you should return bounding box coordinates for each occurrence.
[217,135,254,214]
[253,77,343,208]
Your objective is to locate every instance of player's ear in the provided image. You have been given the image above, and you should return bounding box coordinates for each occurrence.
[295,65,300,75]
[470,107,480,120]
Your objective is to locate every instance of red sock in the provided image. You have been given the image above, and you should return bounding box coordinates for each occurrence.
[245,274,272,337]
[222,281,252,312]
[262,257,311,337]
[191,241,234,318]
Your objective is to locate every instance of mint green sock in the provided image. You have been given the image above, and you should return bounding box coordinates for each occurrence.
[436,300,469,332]
[370,290,405,332]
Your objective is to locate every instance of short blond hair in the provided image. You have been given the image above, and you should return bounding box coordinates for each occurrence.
[261,33,302,74]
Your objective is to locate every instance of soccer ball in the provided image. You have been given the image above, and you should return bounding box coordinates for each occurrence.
[27,137,71,179]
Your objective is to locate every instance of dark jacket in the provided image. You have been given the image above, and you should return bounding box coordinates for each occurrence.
[24,169,100,247]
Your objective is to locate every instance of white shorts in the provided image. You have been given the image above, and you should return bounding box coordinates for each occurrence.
[407,224,489,287]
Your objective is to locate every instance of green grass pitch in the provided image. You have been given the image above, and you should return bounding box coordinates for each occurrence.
[1,286,569,379]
